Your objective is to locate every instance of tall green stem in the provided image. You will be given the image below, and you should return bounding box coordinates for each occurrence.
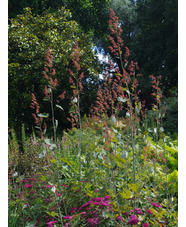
[119,50,136,184]
[50,89,67,222]
[77,90,82,181]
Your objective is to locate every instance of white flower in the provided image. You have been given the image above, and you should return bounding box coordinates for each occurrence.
[126,112,130,117]
[13,171,18,177]
[72,97,77,103]
[51,186,56,193]
[111,115,116,123]
[39,150,46,158]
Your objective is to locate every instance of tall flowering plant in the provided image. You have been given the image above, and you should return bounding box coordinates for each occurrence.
[67,41,85,181]
[67,41,84,128]
[90,9,142,188]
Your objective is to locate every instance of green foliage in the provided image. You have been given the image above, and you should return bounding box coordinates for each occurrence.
[163,89,178,137]
[9,0,111,40]
[8,120,178,226]
[9,7,100,134]
[8,6,178,226]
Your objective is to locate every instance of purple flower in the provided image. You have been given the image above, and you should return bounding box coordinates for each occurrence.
[146,209,153,214]
[69,207,78,213]
[24,184,32,188]
[105,195,111,200]
[130,208,143,215]
[117,215,124,222]
[96,197,102,202]
[134,208,143,215]
[21,180,29,182]
[46,185,52,188]
[63,215,73,220]
[151,202,162,208]
[79,203,89,210]
[142,223,149,227]
[124,212,129,216]
[46,220,57,226]
[126,214,139,225]
[61,184,69,187]
[102,202,109,206]
[45,198,53,203]
[87,217,99,225]
[94,202,101,206]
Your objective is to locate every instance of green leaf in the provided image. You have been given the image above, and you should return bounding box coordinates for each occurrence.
[26,222,36,227]
[44,138,54,145]
[38,113,49,118]
[117,97,127,102]
[51,159,56,164]
[127,183,141,193]
[56,104,64,111]
[46,211,58,217]
[120,188,132,199]
[43,97,50,101]
[111,137,118,143]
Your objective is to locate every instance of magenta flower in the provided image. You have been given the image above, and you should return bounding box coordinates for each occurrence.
[146,209,153,214]
[87,217,99,225]
[46,220,57,226]
[61,184,69,187]
[151,202,162,208]
[69,207,78,213]
[24,184,32,188]
[79,203,89,210]
[130,208,143,215]
[124,212,129,216]
[105,195,111,200]
[21,180,29,182]
[117,215,124,222]
[142,223,149,227]
[45,198,53,203]
[46,185,52,188]
[126,214,139,225]
[63,215,73,220]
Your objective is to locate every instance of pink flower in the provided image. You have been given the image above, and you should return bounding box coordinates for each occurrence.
[142,223,149,227]
[124,212,129,216]
[61,184,69,187]
[105,195,111,200]
[46,185,52,188]
[46,220,57,226]
[117,215,124,222]
[126,214,139,225]
[146,209,153,214]
[63,215,73,220]
[151,202,162,208]
[24,184,32,188]
[21,180,29,182]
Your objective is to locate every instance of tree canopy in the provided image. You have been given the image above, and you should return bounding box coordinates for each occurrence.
[9,7,100,135]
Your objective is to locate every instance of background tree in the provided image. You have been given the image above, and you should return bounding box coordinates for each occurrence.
[8,7,100,138]
[8,0,111,40]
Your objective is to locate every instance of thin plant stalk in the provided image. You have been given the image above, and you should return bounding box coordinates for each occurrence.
[119,48,136,184]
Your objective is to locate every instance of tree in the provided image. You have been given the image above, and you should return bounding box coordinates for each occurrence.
[104,0,177,108]
[8,0,111,41]
[9,7,100,136]
[134,0,178,93]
